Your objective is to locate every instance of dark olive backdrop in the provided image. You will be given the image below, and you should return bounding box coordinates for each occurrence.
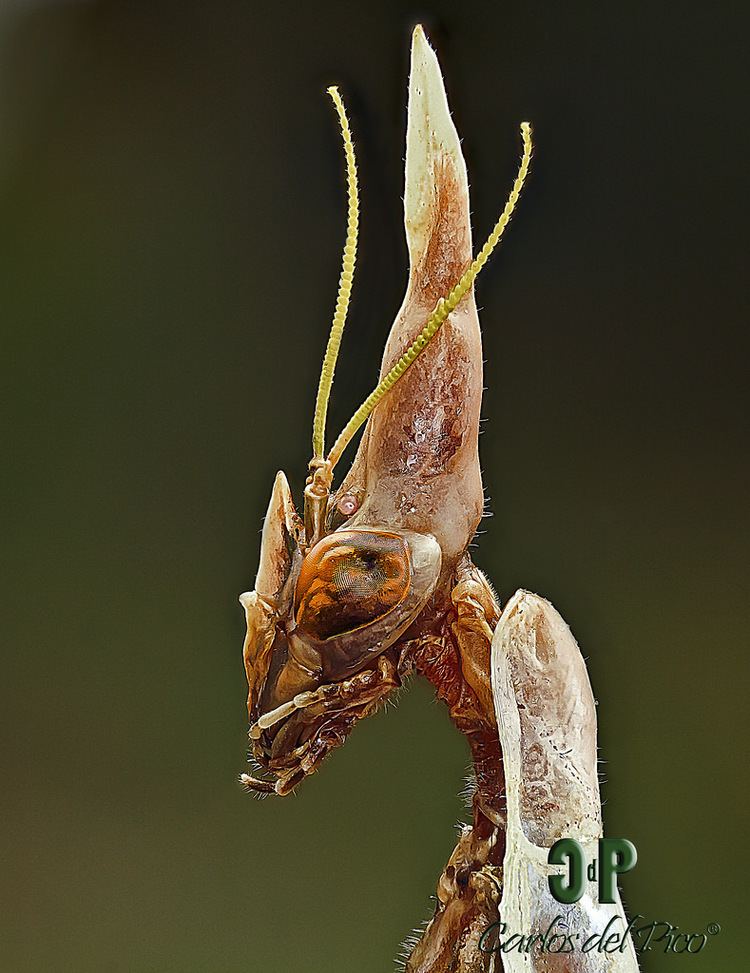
[1,2,747,971]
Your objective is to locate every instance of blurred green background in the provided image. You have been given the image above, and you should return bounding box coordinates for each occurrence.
[1,2,747,971]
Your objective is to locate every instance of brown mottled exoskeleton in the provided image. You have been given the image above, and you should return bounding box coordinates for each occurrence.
[240,26,639,973]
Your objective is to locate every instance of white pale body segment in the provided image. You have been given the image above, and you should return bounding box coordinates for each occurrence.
[491,590,640,971]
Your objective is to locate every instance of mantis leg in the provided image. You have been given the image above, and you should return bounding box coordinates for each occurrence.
[406,575,640,972]
[490,591,640,972]
[405,557,505,973]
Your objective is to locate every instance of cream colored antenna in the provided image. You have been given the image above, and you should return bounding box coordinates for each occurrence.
[326,122,533,472]
[311,86,359,461]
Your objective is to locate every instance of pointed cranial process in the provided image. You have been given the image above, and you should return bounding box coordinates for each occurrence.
[239,26,639,973]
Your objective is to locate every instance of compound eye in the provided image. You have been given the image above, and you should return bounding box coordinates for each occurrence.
[294,530,411,641]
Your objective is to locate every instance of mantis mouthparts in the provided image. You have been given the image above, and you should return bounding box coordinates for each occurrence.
[248,689,326,739]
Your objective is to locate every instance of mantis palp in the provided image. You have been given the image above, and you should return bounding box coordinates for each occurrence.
[239,25,639,973]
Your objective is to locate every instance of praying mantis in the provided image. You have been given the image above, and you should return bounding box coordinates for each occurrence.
[239,25,639,973]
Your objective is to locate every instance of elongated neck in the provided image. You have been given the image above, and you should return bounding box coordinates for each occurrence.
[410,618,505,834]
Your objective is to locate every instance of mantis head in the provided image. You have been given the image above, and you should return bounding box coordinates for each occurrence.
[239,27,532,796]
[240,469,441,795]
